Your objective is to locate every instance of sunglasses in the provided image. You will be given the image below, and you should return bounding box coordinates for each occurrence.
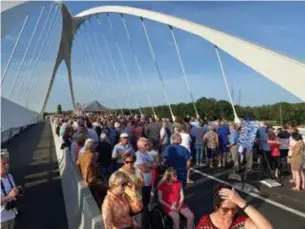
[220,207,237,214]
[122,182,132,188]
[125,160,134,164]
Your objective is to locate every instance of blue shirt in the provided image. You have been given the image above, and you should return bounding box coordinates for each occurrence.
[112,143,134,164]
[163,143,191,173]
[217,125,230,152]
[229,129,239,145]
[109,127,118,145]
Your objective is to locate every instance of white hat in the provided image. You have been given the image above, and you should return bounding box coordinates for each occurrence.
[120,133,129,138]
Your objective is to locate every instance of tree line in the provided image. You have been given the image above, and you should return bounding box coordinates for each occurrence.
[129,97,305,125]
[50,97,305,126]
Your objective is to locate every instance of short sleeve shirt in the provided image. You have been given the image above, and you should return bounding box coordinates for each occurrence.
[135,151,153,186]
[1,174,16,223]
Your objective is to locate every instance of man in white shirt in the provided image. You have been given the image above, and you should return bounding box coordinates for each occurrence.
[179,126,193,183]
[135,137,157,206]
[180,126,192,153]
[160,121,170,154]
[1,155,20,229]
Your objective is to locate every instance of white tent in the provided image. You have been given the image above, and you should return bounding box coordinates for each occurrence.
[80,101,109,113]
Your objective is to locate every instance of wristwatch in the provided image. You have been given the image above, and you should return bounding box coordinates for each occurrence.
[241,203,250,211]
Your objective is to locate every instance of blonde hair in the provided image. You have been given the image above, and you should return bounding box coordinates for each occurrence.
[85,138,94,152]
[158,167,177,187]
[108,171,131,190]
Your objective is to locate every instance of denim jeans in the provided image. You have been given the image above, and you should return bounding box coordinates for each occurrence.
[196,143,205,163]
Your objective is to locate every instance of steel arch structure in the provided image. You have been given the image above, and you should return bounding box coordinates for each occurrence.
[1,2,305,128]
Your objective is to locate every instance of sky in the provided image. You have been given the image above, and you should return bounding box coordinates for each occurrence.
[1,1,305,112]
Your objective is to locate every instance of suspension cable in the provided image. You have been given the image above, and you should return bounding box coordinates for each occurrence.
[83,22,117,115]
[106,14,142,116]
[15,5,54,102]
[120,14,157,119]
[214,45,239,122]
[83,33,111,106]
[96,17,132,116]
[169,25,199,118]
[75,32,104,104]
[20,8,57,104]
[88,20,124,116]
[72,33,97,101]
[38,15,63,112]
[1,14,30,86]
[140,17,175,121]
[8,6,45,99]
[22,8,58,105]
[32,10,62,111]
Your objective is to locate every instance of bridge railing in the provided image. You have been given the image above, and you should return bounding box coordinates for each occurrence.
[50,121,103,229]
[1,115,39,145]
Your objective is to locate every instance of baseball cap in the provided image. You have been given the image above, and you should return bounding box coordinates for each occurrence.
[120,133,129,138]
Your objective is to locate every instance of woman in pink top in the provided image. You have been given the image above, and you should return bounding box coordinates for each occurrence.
[267,130,281,179]
[158,167,194,229]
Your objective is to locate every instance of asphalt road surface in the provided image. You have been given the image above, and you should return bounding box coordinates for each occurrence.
[2,122,68,229]
[187,166,305,229]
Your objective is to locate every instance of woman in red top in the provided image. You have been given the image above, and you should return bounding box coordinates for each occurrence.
[196,184,272,229]
[158,167,194,229]
[267,130,281,179]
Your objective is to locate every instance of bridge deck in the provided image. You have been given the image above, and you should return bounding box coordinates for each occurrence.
[2,122,68,229]
[2,122,305,229]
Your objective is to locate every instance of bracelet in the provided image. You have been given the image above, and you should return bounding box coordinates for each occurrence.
[241,203,250,211]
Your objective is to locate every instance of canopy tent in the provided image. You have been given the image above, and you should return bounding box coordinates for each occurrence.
[77,101,109,113]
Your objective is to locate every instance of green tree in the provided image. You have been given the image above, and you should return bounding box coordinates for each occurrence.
[57,104,62,114]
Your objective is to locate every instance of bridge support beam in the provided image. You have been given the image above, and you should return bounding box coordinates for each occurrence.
[41,4,83,113]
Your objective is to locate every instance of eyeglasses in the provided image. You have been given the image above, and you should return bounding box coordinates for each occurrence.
[220,207,237,214]
[125,160,134,164]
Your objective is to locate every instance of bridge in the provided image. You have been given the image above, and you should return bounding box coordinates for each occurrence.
[1,1,305,229]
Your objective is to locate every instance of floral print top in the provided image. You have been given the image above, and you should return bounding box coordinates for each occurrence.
[102,191,142,229]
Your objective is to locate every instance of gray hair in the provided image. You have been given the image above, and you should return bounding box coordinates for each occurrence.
[171,133,181,142]
[137,137,149,144]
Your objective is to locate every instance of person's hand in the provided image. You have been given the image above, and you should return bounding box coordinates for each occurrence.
[8,188,19,198]
[170,205,178,211]
[130,184,137,193]
[219,188,246,208]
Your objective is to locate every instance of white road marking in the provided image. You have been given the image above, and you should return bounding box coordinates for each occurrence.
[188,169,230,187]
[190,168,305,219]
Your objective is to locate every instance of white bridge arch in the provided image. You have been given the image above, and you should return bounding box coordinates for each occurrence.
[1,2,305,119]
[75,5,305,102]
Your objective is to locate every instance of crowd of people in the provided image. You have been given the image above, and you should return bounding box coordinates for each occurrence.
[50,112,305,229]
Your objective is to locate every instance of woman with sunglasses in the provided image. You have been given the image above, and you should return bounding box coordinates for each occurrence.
[158,167,194,229]
[119,152,144,208]
[196,184,272,229]
[102,171,143,229]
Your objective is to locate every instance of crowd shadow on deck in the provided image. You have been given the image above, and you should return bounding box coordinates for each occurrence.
[3,122,68,229]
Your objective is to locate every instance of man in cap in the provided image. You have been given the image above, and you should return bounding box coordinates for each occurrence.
[112,133,134,170]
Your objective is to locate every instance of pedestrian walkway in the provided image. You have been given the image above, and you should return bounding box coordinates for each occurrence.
[2,122,68,229]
